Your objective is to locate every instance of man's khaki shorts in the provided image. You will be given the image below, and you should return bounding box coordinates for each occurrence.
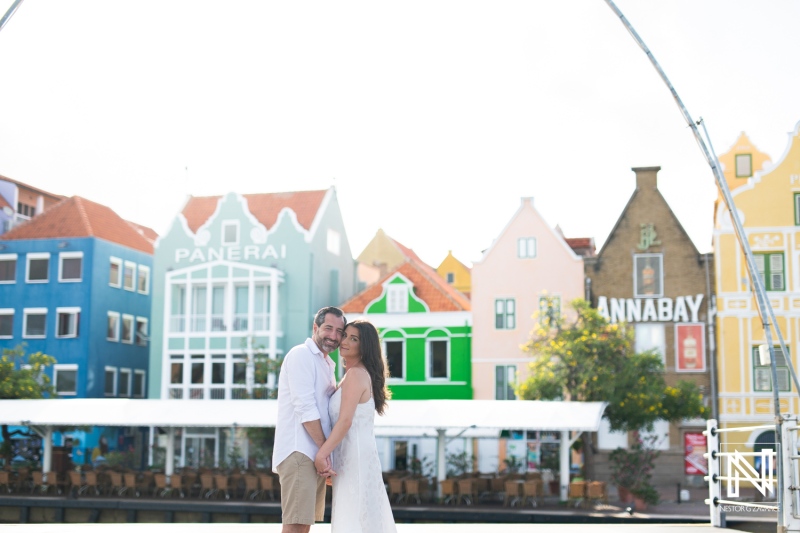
[276,451,326,525]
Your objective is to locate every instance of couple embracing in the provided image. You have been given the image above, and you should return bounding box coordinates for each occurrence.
[272,306,397,533]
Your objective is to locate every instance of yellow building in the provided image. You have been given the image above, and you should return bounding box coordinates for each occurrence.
[435,250,471,297]
[713,121,800,456]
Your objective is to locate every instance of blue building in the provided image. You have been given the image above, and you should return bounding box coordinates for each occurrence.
[0,196,155,458]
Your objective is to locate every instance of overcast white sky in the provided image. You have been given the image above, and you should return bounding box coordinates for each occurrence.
[1,1,798,267]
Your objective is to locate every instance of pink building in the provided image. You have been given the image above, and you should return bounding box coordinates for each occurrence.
[471,197,586,400]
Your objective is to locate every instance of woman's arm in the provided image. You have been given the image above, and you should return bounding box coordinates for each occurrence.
[314,370,369,474]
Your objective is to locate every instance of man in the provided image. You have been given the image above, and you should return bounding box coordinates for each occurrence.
[272,306,345,533]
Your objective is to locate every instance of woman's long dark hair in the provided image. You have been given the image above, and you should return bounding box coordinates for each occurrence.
[347,319,391,415]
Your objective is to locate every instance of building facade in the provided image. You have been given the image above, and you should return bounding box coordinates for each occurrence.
[147,188,356,467]
[341,251,472,473]
[436,250,472,297]
[471,197,585,401]
[714,121,800,458]
[0,196,154,458]
[0,174,64,235]
[585,166,713,487]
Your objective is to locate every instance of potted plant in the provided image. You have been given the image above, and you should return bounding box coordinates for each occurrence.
[609,434,661,509]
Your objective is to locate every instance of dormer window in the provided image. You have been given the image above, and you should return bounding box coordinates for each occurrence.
[735,153,752,178]
[387,285,408,313]
[222,221,239,245]
[517,237,536,259]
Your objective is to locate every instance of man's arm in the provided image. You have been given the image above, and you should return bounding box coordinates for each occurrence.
[302,419,326,449]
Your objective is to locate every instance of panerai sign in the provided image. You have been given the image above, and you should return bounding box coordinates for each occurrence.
[597,294,704,323]
[174,244,287,264]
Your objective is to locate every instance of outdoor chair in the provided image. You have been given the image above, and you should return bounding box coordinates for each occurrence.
[257,473,275,501]
[122,473,137,497]
[403,478,423,504]
[568,480,587,508]
[0,470,11,493]
[68,470,89,497]
[107,471,126,497]
[457,478,477,506]
[522,479,543,508]
[199,474,216,499]
[388,477,405,504]
[586,481,608,506]
[153,473,180,498]
[136,472,153,497]
[83,470,102,496]
[503,480,522,507]
[439,478,458,505]
[30,471,56,495]
[213,474,231,500]
[180,472,197,498]
[243,474,260,500]
[14,468,31,493]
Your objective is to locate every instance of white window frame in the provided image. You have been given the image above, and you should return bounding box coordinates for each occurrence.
[136,317,148,346]
[137,265,150,294]
[121,314,134,344]
[635,323,666,364]
[54,364,78,396]
[119,368,132,397]
[23,308,47,338]
[58,251,83,282]
[495,364,517,400]
[107,311,120,341]
[104,366,118,397]
[123,261,136,291]
[495,298,516,330]
[26,252,50,283]
[735,153,753,178]
[517,237,537,259]
[0,253,18,284]
[327,229,341,256]
[222,220,240,245]
[383,338,406,382]
[0,308,13,338]
[426,338,450,380]
[387,285,408,313]
[109,256,122,288]
[55,307,81,338]
[133,370,146,398]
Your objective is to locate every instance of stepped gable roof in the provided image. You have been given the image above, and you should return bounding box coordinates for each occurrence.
[0,196,154,254]
[342,254,471,313]
[181,189,328,233]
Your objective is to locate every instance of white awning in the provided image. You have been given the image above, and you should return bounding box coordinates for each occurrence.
[0,398,606,433]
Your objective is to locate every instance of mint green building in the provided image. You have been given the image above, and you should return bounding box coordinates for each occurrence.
[147,188,356,467]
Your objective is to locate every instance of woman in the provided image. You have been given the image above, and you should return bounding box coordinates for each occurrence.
[314,319,397,532]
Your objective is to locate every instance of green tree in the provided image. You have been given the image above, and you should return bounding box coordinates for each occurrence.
[0,344,56,464]
[518,298,707,432]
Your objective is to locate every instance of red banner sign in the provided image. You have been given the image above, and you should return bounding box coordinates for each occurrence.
[684,432,708,475]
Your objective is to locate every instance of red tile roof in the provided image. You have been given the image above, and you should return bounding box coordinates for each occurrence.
[390,238,430,267]
[181,190,328,233]
[0,195,10,211]
[342,255,471,313]
[565,237,596,258]
[0,196,154,254]
[127,221,159,245]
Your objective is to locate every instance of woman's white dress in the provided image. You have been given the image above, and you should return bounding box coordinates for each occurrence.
[329,387,397,532]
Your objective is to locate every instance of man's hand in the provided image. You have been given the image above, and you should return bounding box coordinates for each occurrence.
[315,452,336,477]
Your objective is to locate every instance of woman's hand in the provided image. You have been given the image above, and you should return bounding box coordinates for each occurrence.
[315,451,335,477]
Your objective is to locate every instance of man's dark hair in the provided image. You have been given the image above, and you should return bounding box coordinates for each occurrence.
[314,306,346,328]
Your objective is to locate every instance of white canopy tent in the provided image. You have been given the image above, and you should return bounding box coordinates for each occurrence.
[0,398,607,500]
